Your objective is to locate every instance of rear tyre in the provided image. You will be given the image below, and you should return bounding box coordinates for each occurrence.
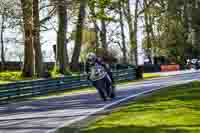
[97,87,107,101]
[109,86,116,99]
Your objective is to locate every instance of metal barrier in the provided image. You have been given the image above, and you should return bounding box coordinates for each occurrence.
[0,68,136,103]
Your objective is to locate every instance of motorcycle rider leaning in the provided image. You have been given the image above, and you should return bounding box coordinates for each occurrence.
[86,52,115,101]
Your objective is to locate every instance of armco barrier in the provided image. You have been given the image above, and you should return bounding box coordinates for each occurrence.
[0,68,136,104]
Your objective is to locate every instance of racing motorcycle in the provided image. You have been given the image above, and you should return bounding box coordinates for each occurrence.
[89,62,116,101]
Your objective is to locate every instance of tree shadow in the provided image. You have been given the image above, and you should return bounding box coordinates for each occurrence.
[129,83,200,111]
[82,124,200,133]
[79,82,200,133]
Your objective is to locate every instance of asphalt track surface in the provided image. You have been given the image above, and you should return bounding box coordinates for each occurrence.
[0,72,200,133]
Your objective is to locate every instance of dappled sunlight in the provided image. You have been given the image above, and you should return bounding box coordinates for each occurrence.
[84,125,200,133]
[82,82,200,133]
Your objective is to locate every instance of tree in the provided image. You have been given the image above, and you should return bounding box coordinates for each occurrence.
[0,10,6,70]
[0,0,20,70]
[124,0,139,65]
[100,14,107,50]
[71,0,87,71]
[99,0,110,51]
[33,0,43,77]
[88,0,100,52]
[118,0,127,64]
[20,0,34,77]
[55,2,69,74]
[144,0,155,64]
[139,0,200,64]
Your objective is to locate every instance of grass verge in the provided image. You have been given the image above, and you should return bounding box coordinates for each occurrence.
[143,73,161,79]
[81,81,200,133]
[0,71,35,84]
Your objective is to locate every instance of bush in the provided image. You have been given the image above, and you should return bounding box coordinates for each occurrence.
[51,67,72,78]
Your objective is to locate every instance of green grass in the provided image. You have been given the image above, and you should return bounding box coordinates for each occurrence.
[81,81,200,133]
[0,71,22,81]
[0,80,11,84]
[0,70,72,84]
[0,71,35,84]
[143,73,161,79]
[0,70,76,84]
[0,70,160,85]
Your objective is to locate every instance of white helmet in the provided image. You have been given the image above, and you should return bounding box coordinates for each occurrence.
[86,52,96,64]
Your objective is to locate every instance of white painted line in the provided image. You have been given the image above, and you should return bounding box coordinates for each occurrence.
[47,79,199,133]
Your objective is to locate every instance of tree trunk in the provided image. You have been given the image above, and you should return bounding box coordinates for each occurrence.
[94,21,100,52]
[33,0,43,77]
[190,0,199,47]
[56,4,69,74]
[98,0,108,51]
[0,13,5,71]
[148,13,156,64]
[64,9,69,65]
[100,18,107,50]
[125,0,137,65]
[144,0,152,64]
[89,2,100,52]
[21,0,34,77]
[119,1,127,64]
[183,0,198,48]
[133,0,139,65]
[71,0,86,71]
